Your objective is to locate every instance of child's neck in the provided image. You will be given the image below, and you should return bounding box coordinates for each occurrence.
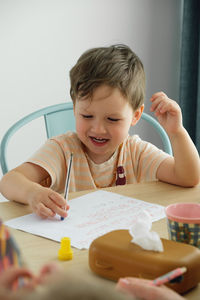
[82,144,117,165]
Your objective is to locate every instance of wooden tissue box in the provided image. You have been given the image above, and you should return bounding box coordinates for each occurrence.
[89,229,200,294]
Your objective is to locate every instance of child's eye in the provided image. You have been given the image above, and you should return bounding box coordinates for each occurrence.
[108,117,120,122]
[82,115,93,119]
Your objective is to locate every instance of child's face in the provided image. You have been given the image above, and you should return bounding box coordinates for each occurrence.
[74,85,142,164]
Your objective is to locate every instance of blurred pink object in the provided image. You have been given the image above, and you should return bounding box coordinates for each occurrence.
[165,203,200,224]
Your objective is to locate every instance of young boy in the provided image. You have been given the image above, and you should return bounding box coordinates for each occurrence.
[0,44,199,219]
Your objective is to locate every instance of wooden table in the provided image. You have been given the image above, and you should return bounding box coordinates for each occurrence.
[1,181,200,299]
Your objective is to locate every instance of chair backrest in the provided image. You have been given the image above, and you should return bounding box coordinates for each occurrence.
[0,102,172,175]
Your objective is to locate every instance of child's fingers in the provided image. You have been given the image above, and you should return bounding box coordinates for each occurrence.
[117,278,159,300]
[117,277,184,300]
[0,267,34,288]
[49,192,69,214]
[154,101,180,117]
[150,91,167,102]
[34,263,63,286]
[49,192,66,208]
[154,102,169,116]
[29,188,69,218]
[35,202,55,218]
[150,92,168,111]
[150,96,165,113]
[47,197,68,217]
[38,263,63,283]
[150,95,178,115]
[39,262,62,276]
[150,91,167,104]
[35,201,68,218]
[150,92,180,111]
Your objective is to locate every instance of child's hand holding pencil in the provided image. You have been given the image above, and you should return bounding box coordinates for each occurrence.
[27,185,69,219]
[117,268,186,300]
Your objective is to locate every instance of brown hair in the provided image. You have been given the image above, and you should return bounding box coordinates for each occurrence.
[70,44,145,111]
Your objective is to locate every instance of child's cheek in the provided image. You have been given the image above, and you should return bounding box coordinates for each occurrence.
[76,120,86,136]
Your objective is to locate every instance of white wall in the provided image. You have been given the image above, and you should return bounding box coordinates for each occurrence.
[0,0,182,178]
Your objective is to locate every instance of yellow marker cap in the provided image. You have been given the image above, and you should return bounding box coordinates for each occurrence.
[58,237,73,261]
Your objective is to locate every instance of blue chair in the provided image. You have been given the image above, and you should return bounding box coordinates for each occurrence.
[0,102,172,175]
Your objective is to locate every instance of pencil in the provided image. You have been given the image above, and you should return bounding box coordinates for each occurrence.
[60,153,73,221]
[152,267,187,286]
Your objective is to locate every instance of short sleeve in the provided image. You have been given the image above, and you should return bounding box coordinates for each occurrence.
[128,135,171,182]
[27,139,66,192]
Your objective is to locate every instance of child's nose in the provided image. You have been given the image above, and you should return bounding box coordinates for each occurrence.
[92,120,106,134]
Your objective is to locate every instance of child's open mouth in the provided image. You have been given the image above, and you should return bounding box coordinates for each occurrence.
[90,137,109,145]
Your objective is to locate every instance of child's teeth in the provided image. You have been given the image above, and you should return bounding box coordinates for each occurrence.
[93,138,106,143]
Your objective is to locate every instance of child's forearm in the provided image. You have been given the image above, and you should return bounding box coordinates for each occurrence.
[169,127,200,186]
[0,170,39,204]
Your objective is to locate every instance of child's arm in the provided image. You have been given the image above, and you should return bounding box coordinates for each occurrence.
[150,92,200,187]
[0,163,68,218]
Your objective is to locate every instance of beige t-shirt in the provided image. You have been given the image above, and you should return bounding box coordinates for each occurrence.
[27,131,170,193]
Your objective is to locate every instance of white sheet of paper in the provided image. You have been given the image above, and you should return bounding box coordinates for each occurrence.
[5,190,165,249]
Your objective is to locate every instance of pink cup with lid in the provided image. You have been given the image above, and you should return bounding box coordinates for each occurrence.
[165,203,200,248]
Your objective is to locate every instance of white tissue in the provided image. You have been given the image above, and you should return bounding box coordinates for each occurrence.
[129,210,163,252]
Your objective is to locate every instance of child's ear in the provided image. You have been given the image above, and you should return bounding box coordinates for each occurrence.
[131,104,144,126]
